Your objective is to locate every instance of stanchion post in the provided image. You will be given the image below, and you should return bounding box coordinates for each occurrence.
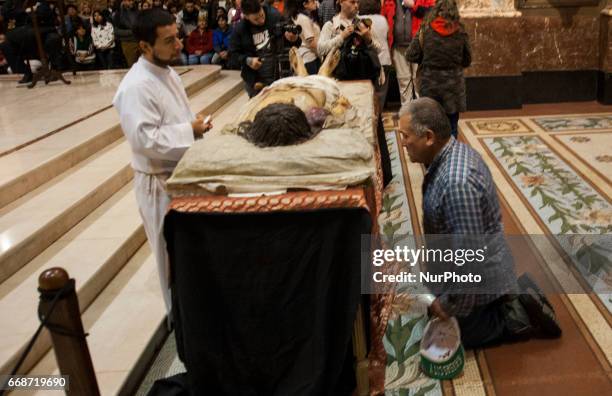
[38,267,100,396]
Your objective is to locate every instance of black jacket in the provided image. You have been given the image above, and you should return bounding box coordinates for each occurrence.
[113,5,138,42]
[2,0,54,29]
[407,25,471,113]
[229,5,300,86]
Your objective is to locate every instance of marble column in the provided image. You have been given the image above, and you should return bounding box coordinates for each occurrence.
[458,0,608,108]
[599,6,612,103]
[459,0,524,108]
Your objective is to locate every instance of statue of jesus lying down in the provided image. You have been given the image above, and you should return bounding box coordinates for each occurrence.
[166,47,375,195]
[233,47,364,148]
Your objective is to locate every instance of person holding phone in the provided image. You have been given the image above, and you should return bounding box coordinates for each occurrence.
[113,9,213,315]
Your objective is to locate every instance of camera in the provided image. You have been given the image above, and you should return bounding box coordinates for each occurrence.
[271,21,302,79]
[282,23,302,36]
[339,17,372,31]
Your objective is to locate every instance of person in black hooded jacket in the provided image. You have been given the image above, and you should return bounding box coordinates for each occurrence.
[0,0,63,83]
[229,0,300,97]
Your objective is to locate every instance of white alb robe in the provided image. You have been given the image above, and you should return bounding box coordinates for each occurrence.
[113,56,195,313]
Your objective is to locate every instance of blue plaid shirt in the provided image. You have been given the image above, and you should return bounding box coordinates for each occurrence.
[422,137,517,317]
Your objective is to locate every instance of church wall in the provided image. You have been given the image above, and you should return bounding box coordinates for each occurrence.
[520,12,599,72]
[462,16,524,109]
[457,0,612,109]
[598,11,612,102]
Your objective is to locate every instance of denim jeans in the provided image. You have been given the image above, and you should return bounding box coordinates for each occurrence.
[188,53,214,65]
[96,49,114,69]
[304,58,320,75]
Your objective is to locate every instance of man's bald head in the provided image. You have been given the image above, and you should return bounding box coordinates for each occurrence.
[399,97,451,139]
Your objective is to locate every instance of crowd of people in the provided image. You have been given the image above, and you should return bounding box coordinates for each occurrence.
[225,0,469,134]
[1,0,470,131]
[0,0,245,80]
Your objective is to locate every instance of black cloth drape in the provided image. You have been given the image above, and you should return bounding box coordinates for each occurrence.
[377,114,392,188]
[162,208,371,396]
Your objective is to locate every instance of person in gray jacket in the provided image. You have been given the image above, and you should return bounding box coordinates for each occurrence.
[392,0,416,105]
[113,0,139,66]
[406,0,471,138]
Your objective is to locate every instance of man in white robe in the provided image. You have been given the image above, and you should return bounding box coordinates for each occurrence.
[113,9,212,313]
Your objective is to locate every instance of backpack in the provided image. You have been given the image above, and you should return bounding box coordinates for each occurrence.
[334,32,381,83]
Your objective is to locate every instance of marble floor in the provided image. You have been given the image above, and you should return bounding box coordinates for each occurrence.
[0,67,217,155]
[0,71,126,154]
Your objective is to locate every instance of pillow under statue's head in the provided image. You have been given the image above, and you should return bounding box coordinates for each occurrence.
[238,103,328,148]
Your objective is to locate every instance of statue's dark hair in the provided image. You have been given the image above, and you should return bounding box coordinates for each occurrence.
[238,103,316,147]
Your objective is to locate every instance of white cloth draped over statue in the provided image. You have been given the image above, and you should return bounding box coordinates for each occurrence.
[167,78,377,196]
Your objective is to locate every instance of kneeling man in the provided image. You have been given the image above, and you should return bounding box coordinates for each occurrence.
[398,98,561,348]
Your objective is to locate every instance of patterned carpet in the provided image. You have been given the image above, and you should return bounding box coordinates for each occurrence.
[379,112,612,396]
[378,128,441,396]
[462,114,611,314]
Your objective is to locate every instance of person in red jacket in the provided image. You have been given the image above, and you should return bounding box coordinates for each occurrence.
[407,0,435,38]
[186,15,214,64]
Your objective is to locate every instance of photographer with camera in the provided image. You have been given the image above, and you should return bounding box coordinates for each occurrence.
[229,0,301,97]
[284,0,320,75]
[317,0,382,83]
[318,0,381,56]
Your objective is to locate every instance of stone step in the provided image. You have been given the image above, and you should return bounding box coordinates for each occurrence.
[0,185,146,377]
[0,69,245,387]
[25,245,165,396]
[189,70,244,118]
[0,67,219,154]
[181,65,222,97]
[0,67,221,208]
[0,71,245,283]
[207,90,250,134]
[0,140,134,284]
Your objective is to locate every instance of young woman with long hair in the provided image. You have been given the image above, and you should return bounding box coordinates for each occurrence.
[284,0,320,74]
